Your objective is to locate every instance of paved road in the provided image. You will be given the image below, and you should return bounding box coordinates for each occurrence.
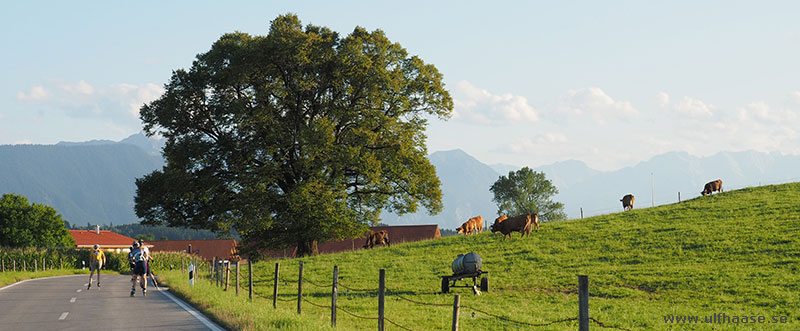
[0,274,225,331]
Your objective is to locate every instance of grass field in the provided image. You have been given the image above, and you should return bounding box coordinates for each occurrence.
[160,183,800,330]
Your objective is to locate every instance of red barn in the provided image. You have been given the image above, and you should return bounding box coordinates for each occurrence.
[70,227,147,253]
[148,239,239,262]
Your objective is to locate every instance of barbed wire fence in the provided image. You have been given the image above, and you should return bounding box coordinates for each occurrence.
[197,260,636,330]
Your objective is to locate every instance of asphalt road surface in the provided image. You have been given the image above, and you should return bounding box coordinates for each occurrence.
[0,274,225,331]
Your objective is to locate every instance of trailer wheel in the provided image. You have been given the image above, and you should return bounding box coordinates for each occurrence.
[480,277,488,292]
[441,277,450,293]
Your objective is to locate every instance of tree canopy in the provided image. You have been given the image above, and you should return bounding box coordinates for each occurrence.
[135,14,452,256]
[489,167,566,222]
[0,193,75,248]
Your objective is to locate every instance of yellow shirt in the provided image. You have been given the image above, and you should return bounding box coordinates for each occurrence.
[90,249,106,263]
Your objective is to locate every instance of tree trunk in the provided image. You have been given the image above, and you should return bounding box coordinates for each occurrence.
[296,240,319,257]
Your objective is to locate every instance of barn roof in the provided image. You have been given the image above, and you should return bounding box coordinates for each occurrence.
[265,224,441,258]
[148,239,239,262]
[70,230,143,249]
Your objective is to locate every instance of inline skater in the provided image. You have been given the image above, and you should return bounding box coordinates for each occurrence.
[129,241,148,296]
[87,244,105,289]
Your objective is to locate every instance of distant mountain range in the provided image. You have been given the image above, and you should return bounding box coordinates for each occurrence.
[2,135,798,230]
[1,134,163,226]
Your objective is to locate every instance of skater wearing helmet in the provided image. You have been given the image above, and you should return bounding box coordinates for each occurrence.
[129,241,148,296]
[87,244,105,289]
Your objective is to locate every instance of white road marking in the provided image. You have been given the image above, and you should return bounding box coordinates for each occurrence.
[58,312,69,320]
[70,297,77,303]
[158,289,225,331]
[76,289,82,292]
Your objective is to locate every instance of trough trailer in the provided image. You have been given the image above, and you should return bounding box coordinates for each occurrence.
[441,252,488,295]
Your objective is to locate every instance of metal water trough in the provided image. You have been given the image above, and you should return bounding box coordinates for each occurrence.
[441,252,488,295]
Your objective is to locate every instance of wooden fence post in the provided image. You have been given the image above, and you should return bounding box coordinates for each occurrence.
[579,275,589,331]
[212,257,217,285]
[60,258,62,270]
[34,259,37,272]
[580,208,584,219]
[451,294,461,331]
[678,192,681,203]
[332,265,339,327]
[235,260,240,296]
[273,262,279,308]
[297,261,304,315]
[248,260,253,300]
[23,260,26,272]
[378,269,385,331]
[225,261,230,291]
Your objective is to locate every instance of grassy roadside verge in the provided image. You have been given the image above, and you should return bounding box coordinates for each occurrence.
[158,269,330,331]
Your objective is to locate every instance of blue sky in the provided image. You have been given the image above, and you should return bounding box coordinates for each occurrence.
[3,1,800,170]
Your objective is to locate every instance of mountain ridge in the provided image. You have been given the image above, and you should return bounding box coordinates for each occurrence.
[3,135,799,228]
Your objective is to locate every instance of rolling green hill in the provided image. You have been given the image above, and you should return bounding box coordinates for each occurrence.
[162,183,799,330]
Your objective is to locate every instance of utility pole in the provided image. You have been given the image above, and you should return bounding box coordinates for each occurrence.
[651,172,655,207]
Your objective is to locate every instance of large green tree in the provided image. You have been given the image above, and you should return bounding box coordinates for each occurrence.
[489,167,566,222]
[135,15,452,256]
[0,194,75,248]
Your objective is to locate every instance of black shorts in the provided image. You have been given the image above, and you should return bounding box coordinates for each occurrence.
[133,261,146,276]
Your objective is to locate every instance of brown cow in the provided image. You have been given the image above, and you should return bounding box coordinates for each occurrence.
[701,179,723,196]
[495,215,508,223]
[620,194,635,211]
[471,216,484,233]
[530,213,540,231]
[490,214,535,240]
[362,230,390,248]
[456,216,483,236]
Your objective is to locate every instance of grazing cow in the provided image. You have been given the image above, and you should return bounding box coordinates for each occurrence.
[471,216,484,233]
[456,216,483,236]
[530,213,540,231]
[620,194,635,211]
[701,179,723,196]
[363,230,390,249]
[490,214,535,240]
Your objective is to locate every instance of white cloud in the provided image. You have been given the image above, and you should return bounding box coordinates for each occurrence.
[789,91,800,105]
[535,132,568,144]
[674,96,714,117]
[16,86,49,101]
[107,83,164,117]
[452,80,539,125]
[507,133,568,154]
[17,80,164,128]
[13,139,33,145]
[558,87,637,123]
[655,92,670,107]
[57,80,94,95]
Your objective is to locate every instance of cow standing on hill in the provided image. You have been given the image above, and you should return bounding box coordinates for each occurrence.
[490,214,536,240]
[620,194,635,211]
[363,230,390,248]
[456,216,483,236]
[701,179,723,196]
